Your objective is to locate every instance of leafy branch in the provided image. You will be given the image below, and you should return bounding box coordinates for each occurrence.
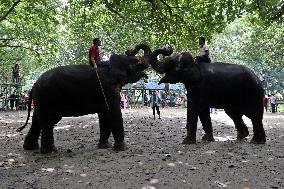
[271,1,284,20]
[255,0,284,21]
[0,38,16,41]
[0,44,40,56]
[0,0,21,22]
[103,0,146,26]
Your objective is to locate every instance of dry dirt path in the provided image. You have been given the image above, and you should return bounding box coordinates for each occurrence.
[0,108,283,189]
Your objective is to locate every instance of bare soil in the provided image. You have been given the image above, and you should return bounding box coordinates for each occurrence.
[0,108,283,189]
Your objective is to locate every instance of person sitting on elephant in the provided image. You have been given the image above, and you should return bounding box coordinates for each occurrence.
[89,38,110,69]
[195,36,211,64]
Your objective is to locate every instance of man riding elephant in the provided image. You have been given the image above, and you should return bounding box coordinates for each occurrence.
[89,38,110,68]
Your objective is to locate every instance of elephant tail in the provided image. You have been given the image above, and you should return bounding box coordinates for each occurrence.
[16,90,33,132]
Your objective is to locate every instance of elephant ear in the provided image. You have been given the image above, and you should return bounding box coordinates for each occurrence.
[109,54,129,83]
[177,52,201,83]
[182,63,201,83]
[176,52,195,69]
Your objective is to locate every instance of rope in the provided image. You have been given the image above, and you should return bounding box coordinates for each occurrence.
[95,69,110,111]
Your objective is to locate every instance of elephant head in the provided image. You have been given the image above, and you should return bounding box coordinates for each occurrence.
[109,44,151,84]
[149,46,201,84]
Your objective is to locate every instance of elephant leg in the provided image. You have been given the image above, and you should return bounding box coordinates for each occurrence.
[199,108,215,142]
[40,116,61,154]
[108,109,126,151]
[182,105,198,144]
[152,106,156,119]
[225,109,249,140]
[245,110,266,144]
[97,113,112,149]
[23,111,40,150]
[250,118,266,144]
[156,106,161,119]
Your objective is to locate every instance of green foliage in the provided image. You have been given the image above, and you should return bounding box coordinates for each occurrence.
[278,104,284,112]
[0,0,284,90]
[211,14,284,92]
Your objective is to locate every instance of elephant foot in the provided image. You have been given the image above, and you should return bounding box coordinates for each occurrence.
[23,137,40,150]
[40,145,58,154]
[237,129,249,140]
[98,141,112,149]
[182,137,196,144]
[202,133,215,142]
[23,141,39,151]
[250,136,266,144]
[113,142,127,151]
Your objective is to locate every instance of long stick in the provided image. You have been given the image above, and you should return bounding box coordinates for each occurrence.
[95,69,110,111]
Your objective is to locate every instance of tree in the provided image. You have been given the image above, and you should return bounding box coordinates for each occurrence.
[0,0,283,88]
[211,14,284,92]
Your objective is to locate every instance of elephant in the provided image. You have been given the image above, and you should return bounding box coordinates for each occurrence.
[17,44,151,154]
[148,46,266,144]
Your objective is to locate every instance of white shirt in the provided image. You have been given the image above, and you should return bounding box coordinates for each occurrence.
[200,44,209,56]
[270,96,276,104]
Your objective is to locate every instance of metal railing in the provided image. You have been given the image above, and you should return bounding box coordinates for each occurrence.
[0,82,24,110]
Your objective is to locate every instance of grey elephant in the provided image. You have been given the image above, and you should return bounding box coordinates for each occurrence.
[147,46,266,144]
[17,44,151,153]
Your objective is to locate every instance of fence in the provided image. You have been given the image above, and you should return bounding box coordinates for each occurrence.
[0,82,24,110]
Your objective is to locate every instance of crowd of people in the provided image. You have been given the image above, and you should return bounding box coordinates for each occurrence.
[263,92,283,113]
[1,90,29,110]
[119,90,187,119]
[145,91,187,108]
[7,91,29,111]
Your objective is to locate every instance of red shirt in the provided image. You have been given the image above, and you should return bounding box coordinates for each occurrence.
[263,97,268,105]
[89,44,100,66]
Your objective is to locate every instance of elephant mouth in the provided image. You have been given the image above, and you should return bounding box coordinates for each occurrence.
[159,74,171,84]
[158,75,178,84]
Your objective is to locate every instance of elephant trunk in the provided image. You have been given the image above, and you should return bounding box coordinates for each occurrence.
[150,48,173,74]
[125,44,152,67]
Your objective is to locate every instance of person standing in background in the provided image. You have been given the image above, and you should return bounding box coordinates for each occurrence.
[263,95,269,112]
[270,93,276,113]
[150,91,161,119]
[12,64,20,83]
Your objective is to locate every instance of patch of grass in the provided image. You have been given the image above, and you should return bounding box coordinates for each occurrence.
[277,104,284,112]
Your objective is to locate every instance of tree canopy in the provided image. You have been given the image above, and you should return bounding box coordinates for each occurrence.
[0,0,284,91]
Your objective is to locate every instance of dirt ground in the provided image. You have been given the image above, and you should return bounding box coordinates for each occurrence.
[0,108,283,189]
